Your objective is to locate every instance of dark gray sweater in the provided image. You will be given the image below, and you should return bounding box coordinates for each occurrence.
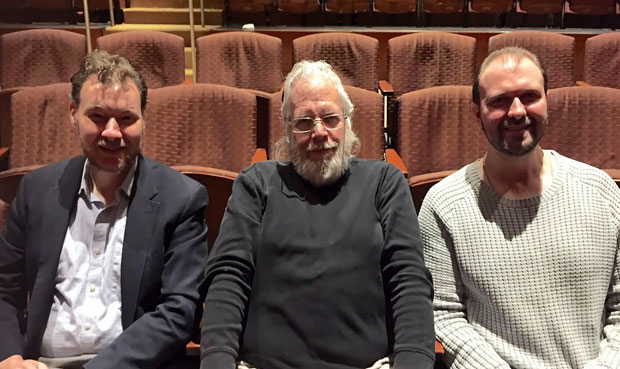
[200,158,435,369]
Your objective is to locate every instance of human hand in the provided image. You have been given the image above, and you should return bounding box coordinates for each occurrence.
[0,355,49,369]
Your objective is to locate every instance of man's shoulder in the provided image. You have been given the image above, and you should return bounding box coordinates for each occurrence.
[23,156,84,184]
[554,151,620,203]
[424,162,478,208]
[139,156,204,194]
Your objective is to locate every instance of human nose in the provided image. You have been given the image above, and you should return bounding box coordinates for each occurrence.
[508,97,526,118]
[311,118,328,137]
[101,117,122,139]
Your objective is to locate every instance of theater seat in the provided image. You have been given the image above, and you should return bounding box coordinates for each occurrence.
[0,83,80,171]
[394,85,487,182]
[583,33,620,90]
[0,29,86,89]
[196,32,283,93]
[96,31,185,89]
[545,86,620,169]
[144,84,261,173]
[488,31,576,89]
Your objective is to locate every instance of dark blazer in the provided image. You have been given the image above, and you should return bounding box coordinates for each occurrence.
[0,155,208,369]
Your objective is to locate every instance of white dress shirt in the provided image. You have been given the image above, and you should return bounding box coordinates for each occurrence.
[40,160,136,357]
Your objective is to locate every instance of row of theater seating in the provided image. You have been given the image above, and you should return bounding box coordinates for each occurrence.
[224,0,620,28]
[1,0,617,28]
[1,81,618,206]
[2,29,620,93]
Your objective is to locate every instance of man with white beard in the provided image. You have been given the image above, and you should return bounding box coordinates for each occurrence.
[199,60,435,369]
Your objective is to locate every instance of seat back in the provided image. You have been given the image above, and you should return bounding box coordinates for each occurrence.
[229,0,273,12]
[583,33,620,90]
[0,29,86,89]
[173,165,237,252]
[144,84,258,173]
[268,85,384,160]
[374,0,416,14]
[0,166,42,229]
[421,0,466,13]
[545,86,620,169]
[388,32,476,96]
[568,0,616,15]
[196,32,283,93]
[324,0,369,13]
[488,31,575,89]
[519,0,564,14]
[95,31,185,89]
[470,0,513,13]
[395,85,487,177]
[3,83,81,169]
[292,33,379,90]
[277,0,321,13]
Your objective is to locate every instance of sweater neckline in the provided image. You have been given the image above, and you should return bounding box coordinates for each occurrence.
[469,150,567,208]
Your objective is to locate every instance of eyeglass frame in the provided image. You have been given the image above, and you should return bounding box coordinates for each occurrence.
[288,113,348,134]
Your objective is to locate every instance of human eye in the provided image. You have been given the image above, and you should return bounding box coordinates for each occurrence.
[519,92,540,104]
[88,112,107,124]
[118,114,137,125]
[322,114,341,128]
[488,96,511,108]
[293,117,313,131]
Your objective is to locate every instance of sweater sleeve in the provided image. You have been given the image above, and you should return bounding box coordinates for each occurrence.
[377,169,435,369]
[419,190,512,369]
[583,232,620,369]
[200,172,262,369]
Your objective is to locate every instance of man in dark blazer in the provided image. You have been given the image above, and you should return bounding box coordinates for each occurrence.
[0,50,208,369]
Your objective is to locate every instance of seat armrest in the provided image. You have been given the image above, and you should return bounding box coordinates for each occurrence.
[576,81,591,87]
[378,80,394,95]
[385,148,407,178]
[251,148,268,163]
[603,168,620,186]
[186,341,199,356]
[0,147,9,171]
[435,340,445,355]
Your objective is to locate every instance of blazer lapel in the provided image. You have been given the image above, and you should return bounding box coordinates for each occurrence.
[121,156,160,328]
[26,156,85,354]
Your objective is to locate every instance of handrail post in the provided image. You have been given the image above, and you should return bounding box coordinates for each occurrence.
[83,0,92,52]
[189,0,197,83]
[108,0,116,26]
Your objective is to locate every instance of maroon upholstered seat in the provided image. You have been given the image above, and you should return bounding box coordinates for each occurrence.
[292,33,379,90]
[545,86,620,169]
[268,85,384,161]
[0,29,86,89]
[469,0,513,13]
[96,31,185,89]
[324,0,369,14]
[1,83,80,170]
[196,32,283,93]
[388,32,476,96]
[488,31,575,89]
[373,0,416,14]
[277,0,321,13]
[395,85,487,179]
[144,84,258,173]
[566,0,616,15]
[421,0,466,13]
[518,0,564,14]
[583,33,620,90]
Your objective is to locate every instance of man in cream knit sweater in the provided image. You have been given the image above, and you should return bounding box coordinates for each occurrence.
[420,46,620,369]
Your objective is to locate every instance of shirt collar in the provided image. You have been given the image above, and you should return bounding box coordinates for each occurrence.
[79,158,138,201]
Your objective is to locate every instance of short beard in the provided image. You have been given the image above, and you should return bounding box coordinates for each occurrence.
[484,115,548,157]
[288,126,359,187]
[82,138,140,173]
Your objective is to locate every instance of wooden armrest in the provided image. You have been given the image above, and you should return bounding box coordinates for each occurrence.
[378,80,394,95]
[0,147,9,172]
[251,148,267,163]
[385,148,407,178]
[435,340,445,355]
[603,168,620,185]
[576,81,591,87]
[409,170,456,187]
[186,341,200,356]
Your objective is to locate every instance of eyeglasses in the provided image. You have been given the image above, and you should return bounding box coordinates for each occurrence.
[289,113,344,134]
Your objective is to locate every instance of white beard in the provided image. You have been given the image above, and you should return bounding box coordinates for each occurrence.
[289,127,357,187]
